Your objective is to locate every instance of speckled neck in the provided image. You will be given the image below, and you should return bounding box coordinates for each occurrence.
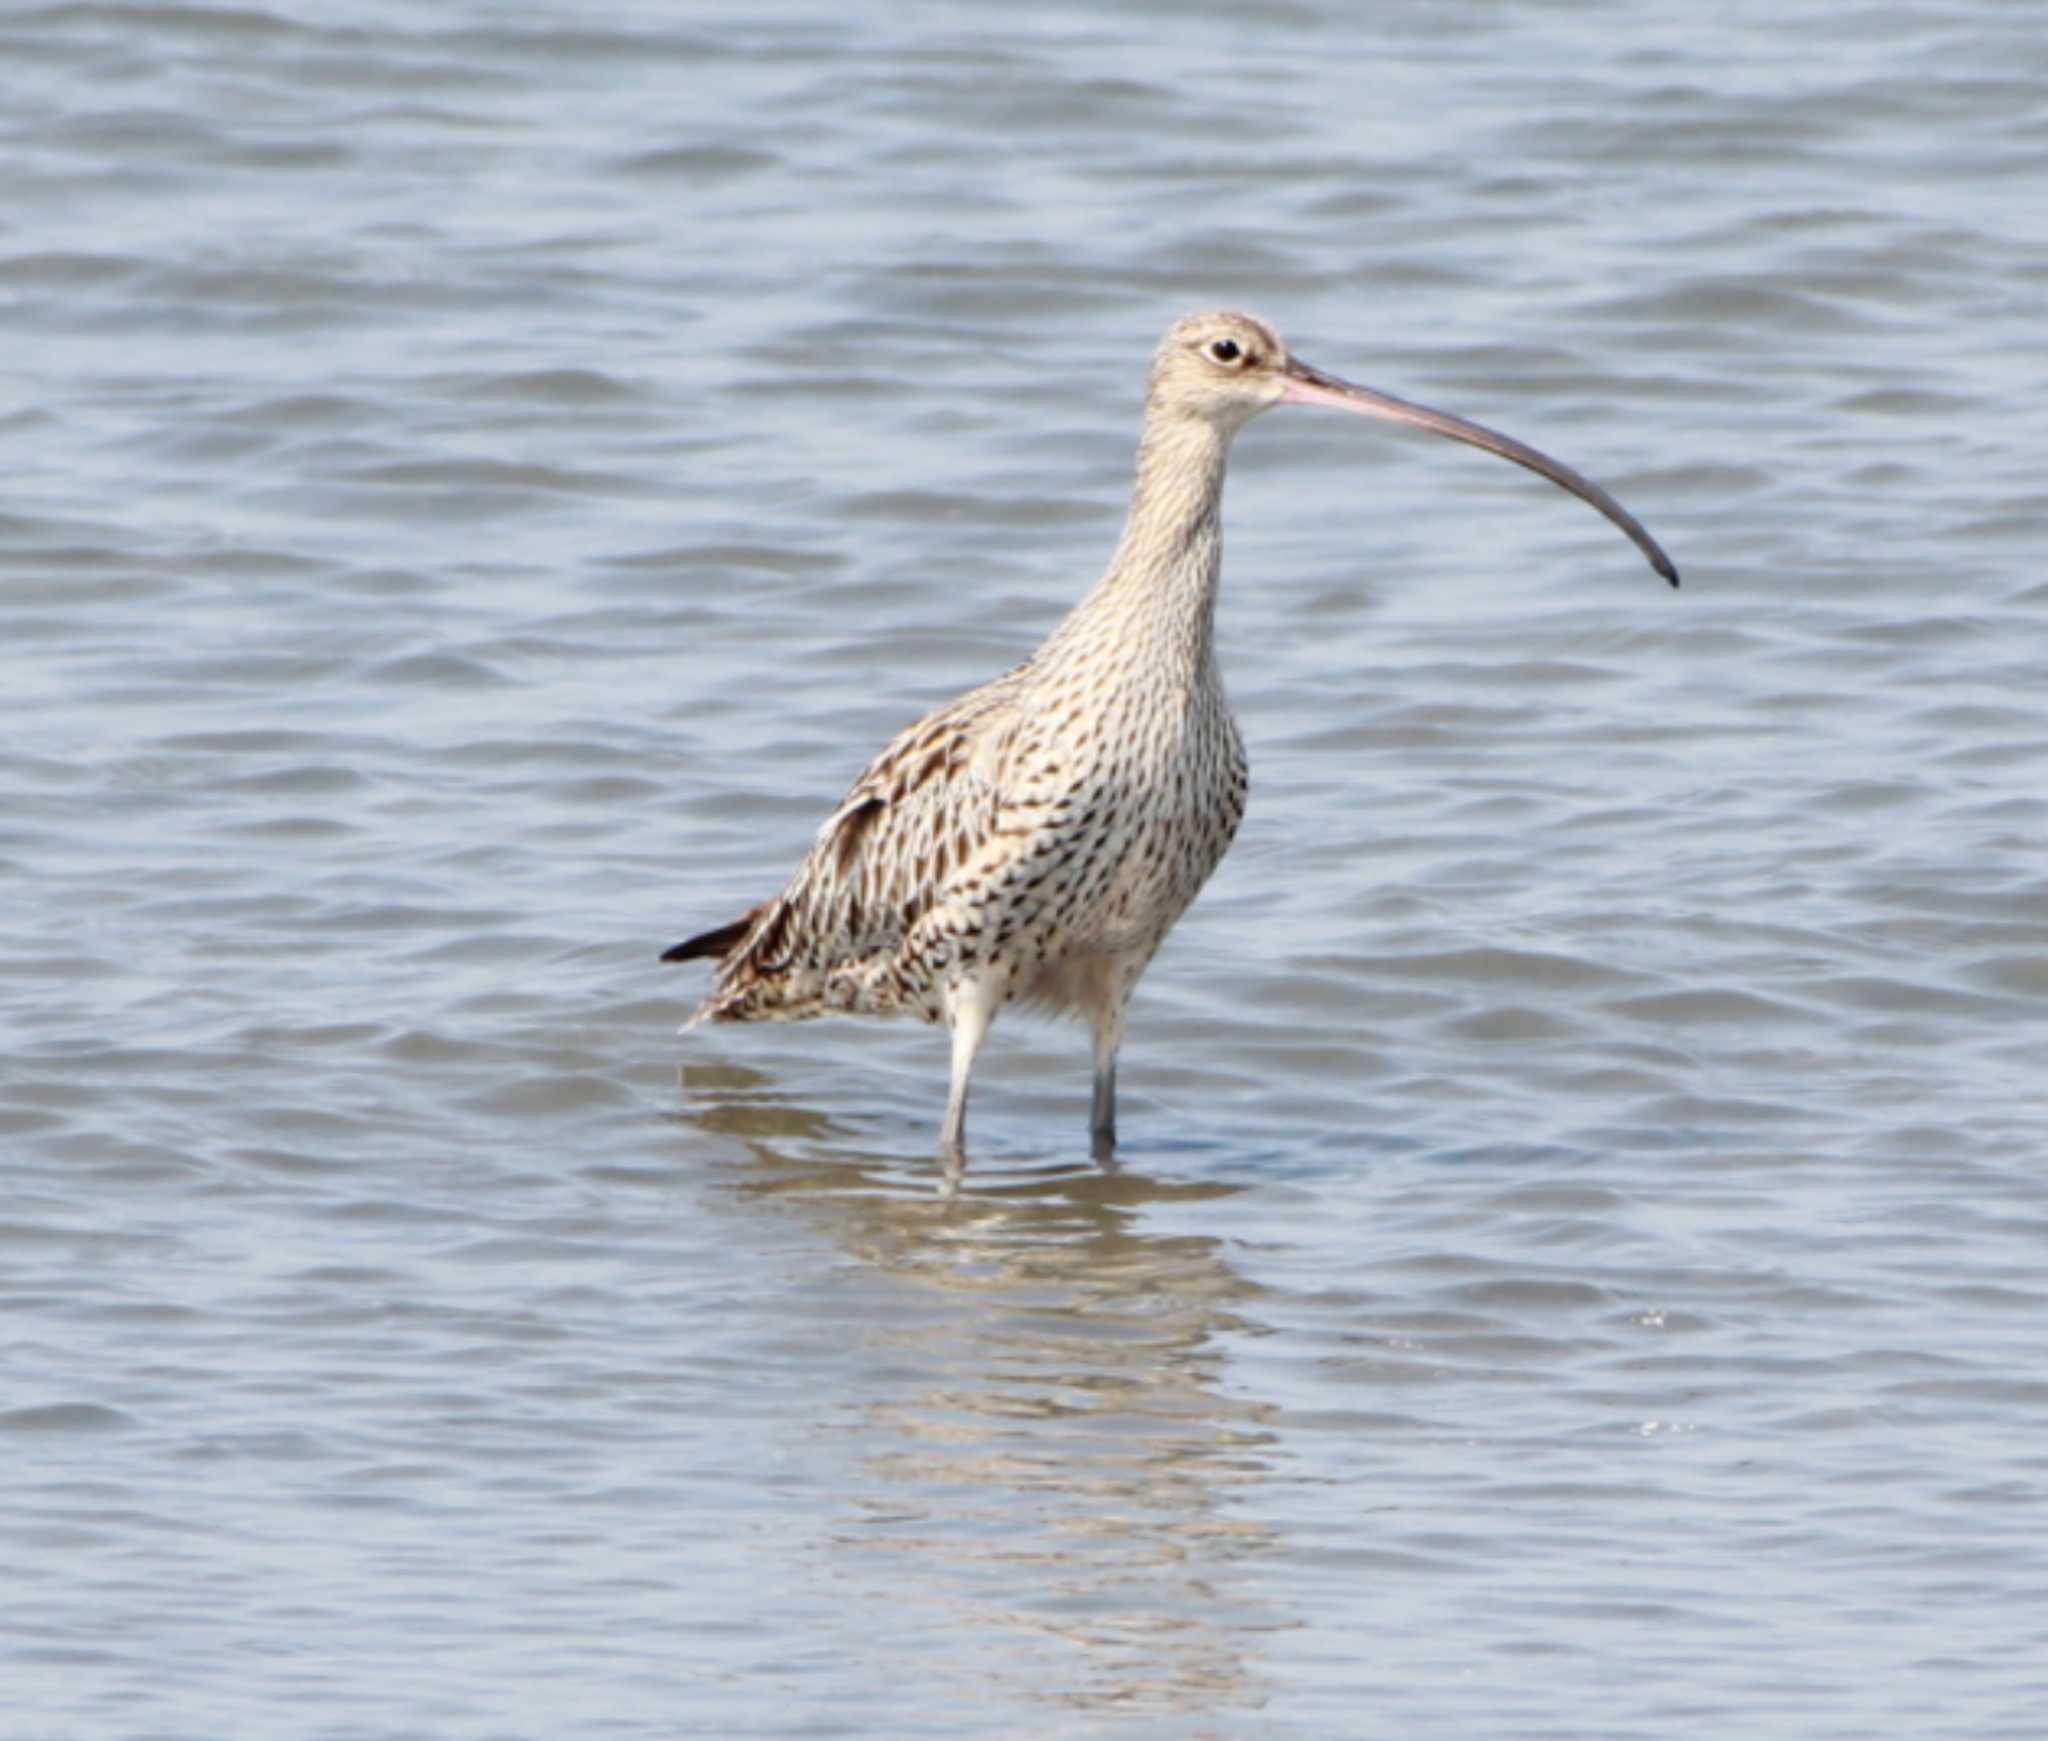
[1040,407,1232,686]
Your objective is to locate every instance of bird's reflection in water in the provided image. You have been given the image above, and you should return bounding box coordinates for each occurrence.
[675,1061,1286,1726]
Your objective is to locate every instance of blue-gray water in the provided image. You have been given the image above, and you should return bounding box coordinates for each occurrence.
[7,2,2048,1736]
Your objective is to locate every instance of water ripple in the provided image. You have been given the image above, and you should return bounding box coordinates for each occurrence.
[5,1,2048,1736]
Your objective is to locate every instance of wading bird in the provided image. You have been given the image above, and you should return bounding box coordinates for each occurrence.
[664,311,1677,1167]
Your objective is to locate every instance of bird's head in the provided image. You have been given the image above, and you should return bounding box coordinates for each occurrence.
[1146,310,1294,432]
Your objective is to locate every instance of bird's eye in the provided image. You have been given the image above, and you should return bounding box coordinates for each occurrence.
[1208,338,1242,364]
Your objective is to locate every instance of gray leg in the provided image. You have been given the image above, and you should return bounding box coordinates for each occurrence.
[940,979,998,1162]
[1088,1005,1123,1157]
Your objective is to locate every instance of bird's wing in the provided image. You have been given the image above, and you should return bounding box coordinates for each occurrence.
[701,678,1037,1015]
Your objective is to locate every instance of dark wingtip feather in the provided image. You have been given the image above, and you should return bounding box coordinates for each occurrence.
[659,909,758,964]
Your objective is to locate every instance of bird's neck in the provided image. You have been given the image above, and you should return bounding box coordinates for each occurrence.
[1042,410,1231,683]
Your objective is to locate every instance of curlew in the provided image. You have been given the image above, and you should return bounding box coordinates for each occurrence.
[663,311,1677,1167]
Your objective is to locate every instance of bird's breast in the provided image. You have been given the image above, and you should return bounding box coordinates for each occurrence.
[1002,678,1245,940]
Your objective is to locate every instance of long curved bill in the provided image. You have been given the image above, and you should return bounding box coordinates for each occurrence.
[1280,356,1680,587]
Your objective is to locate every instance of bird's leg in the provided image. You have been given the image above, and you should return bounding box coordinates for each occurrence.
[938,978,998,1164]
[1088,1004,1123,1158]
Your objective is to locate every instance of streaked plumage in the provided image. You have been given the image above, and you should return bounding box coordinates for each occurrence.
[666,310,1677,1164]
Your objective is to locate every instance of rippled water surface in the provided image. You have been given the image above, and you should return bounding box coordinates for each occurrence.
[7,2,2048,1735]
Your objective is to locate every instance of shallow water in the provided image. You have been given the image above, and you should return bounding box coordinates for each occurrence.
[6,1,2048,1735]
